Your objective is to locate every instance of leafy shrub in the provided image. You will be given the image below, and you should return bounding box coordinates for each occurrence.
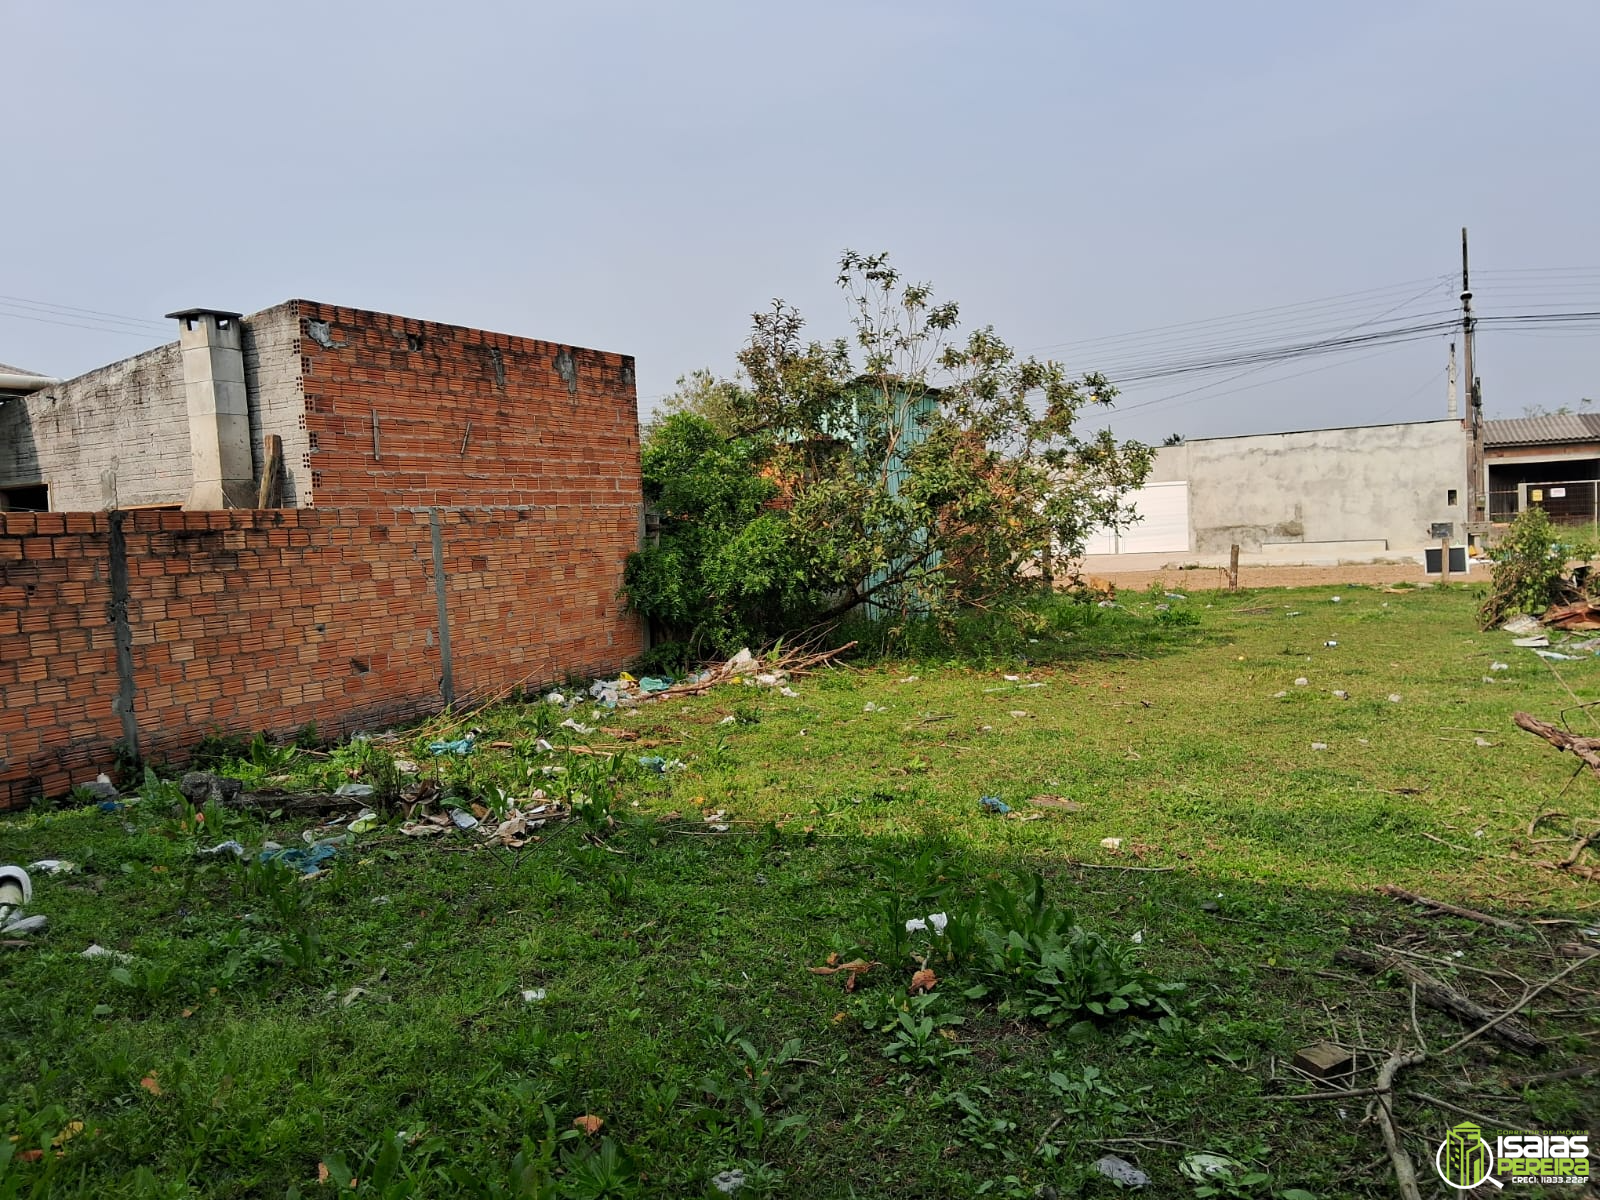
[964,874,1182,1027]
[1153,603,1200,628]
[189,728,252,769]
[880,993,969,1069]
[1478,506,1595,628]
[621,413,817,657]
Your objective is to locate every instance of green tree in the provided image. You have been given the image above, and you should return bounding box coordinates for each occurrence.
[623,251,1152,654]
[644,368,749,439]
[1519,397,1595,418]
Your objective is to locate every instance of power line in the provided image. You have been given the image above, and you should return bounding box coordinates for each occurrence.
[1033,278,1456,362]
[1031,275,1451,353]
[1085,277,1458,378]
[1088,309,1598,392]
[1103,337,1447,418]
[0,295,169,330]
[0,308,169,339]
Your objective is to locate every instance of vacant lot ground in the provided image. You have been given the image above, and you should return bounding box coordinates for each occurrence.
[2,585,1596,1198]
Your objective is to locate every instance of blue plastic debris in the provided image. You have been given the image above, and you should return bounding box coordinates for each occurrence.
[258,843,339,874]
[638,676,675,695]
[979,796,1011,815]
[429,734,476,756]
[638,755,666,773]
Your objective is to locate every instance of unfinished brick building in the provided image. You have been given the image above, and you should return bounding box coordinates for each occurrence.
[0,303,645,807]
[0,301,641,514]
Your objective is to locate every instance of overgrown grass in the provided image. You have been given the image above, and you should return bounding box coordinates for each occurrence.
[2,585,1596,1197]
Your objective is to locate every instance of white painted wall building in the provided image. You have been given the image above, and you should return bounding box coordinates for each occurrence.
[1083,419,1470,568]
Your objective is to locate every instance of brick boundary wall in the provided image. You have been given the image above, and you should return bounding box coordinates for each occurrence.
[0,506,643,810]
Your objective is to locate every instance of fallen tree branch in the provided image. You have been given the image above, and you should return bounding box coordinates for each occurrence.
[1060,860,1176,873]
[1273,1084,1392,1102]
[1333,948,1546,1054]
[1434,950,1597,1059]
[236,791,367,815]
[1375,1049,1427,1200]
[1033,1114,1064,1155]
[1530,809,1571,836]
[1561,828,1600,869]
[1376,884,1522,930]
[1407,1091,1511,1131]
[1514,711,1600,776]
[1508,1063,1598,1087]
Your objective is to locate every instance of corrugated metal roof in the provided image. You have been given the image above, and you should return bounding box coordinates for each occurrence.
[1484,414,1600,448]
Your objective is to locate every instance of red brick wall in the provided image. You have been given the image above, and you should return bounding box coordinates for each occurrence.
[0,506,643,810]
[294,301,642,512]
[0,513,124,807]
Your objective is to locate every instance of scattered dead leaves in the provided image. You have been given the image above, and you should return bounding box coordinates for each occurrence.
[139,1074,161,1096]
[910,968,937,995]
[808,954,879,992]
[573,1115,604,1136]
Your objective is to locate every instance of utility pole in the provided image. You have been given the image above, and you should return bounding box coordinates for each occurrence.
[1461,228,1475,408]
[1461,227,1484,535]
[1447,341,1458,419]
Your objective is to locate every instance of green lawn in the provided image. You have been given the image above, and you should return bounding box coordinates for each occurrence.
[2,584,1596,1198]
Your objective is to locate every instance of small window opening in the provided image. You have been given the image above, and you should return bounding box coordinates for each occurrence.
[1447,489,1458,505]
[0,484,49,512]
[406,332,424,351]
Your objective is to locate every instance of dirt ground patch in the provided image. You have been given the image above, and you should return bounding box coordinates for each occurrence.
[1083,560,1455,592]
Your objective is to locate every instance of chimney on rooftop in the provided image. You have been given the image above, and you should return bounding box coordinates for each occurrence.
[168,308,254,509]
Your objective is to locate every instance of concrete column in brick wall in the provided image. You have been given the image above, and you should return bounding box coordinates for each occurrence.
[169,309,255,509]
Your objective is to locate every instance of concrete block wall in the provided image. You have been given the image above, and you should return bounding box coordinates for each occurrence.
[1148,419,1469,555]
[241,304,311,506]
[294,301,642,510]
[0,506,644,809]
[0,344,192,510]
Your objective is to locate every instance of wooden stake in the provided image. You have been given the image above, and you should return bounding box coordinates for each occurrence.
[256,434,282,508]
[1440,537,1451,581]
[1229,543,1240,591]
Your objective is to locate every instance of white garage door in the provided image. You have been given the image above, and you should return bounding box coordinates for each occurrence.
[1080,481,1190,555]
[1117,481,1190,553]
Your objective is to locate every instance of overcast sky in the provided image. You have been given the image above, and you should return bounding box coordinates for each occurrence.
[5,1,1597,443]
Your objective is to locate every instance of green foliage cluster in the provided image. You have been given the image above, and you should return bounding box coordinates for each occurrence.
[1477,505,1596,628]
[965,874,1183,1028]
[621,413,821,659]
[622,251,1151,659]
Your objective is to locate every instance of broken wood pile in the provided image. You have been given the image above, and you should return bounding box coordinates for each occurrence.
[656,641,857,700]
[1540,598,1600,630]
